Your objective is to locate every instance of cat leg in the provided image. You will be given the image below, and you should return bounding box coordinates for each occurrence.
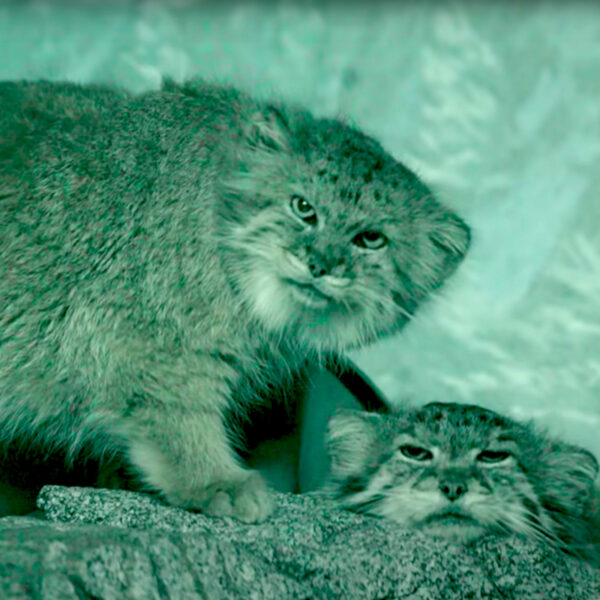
[125,404,274,523]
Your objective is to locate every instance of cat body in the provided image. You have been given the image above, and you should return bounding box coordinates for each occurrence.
[324,402,600,561]
[0,79,469,521]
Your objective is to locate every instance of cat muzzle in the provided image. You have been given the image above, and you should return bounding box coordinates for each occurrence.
[287,280,332,308]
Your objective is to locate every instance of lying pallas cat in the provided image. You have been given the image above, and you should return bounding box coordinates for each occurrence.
[324,402,599,562]
[0,79,469,521]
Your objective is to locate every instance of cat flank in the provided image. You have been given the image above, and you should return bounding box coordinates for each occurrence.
[0,79,469,522]
[325,402,600,562]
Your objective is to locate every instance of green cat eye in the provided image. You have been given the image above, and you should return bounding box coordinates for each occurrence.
[476,450,511,463]
[399,444,433,461]
[290,194,317,224]
[353,231,388,250]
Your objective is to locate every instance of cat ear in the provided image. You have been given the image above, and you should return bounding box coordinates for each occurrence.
[540,443,599,516]
[425,208,471,284]
[246,105,290,152]
[326,409,380,477]
[394,204,470,315]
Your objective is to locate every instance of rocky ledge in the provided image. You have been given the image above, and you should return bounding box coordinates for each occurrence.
[0,486,597,599]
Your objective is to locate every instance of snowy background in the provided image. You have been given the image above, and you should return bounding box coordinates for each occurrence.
[1,0,599,458]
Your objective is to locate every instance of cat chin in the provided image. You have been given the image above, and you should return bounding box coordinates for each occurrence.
[240,265,361,348]
[363,500,490,542]
[419,519,488,542]
[286,280,332,310]
[243,268,330,343]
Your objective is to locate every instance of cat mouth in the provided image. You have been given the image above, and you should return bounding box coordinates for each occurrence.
[421,511,485,541]
[424,511,477,525]
[286,280,332,308]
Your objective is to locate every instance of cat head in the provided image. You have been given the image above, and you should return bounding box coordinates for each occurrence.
[325,403,599,552]
[218,104,470,353]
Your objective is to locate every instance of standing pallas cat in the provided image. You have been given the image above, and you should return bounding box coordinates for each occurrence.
[0,80,470,521]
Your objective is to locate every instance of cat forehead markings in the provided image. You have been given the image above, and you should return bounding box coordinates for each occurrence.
[390,403,519,452]
[298,120,420,205]
[311,158,408,206]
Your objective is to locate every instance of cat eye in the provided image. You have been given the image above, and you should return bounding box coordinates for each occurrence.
[476,450,511,464]
[352,231,388,250]
[290,194,317,225]
[399,444,433,461]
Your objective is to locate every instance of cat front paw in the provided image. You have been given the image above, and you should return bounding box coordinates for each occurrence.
[166,470,274,523]
[200,471,274,523]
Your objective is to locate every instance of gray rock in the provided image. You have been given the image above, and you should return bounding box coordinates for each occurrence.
[0,485,596,599]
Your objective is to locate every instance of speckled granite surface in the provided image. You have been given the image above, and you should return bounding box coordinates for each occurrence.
[0,485,596,599]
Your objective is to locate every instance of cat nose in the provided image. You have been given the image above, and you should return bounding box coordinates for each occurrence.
[439,479,468,502]
[308,255,329,278]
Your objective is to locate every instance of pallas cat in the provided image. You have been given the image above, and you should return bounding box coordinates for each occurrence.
[325,402,599,562]
[0,80,469,521]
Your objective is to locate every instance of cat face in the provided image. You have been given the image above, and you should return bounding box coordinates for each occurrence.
[326,403,599,549]
[219,108,470,353]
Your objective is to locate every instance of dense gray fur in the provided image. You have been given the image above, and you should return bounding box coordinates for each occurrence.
[0,79,469,521]
[324,402,600,563]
